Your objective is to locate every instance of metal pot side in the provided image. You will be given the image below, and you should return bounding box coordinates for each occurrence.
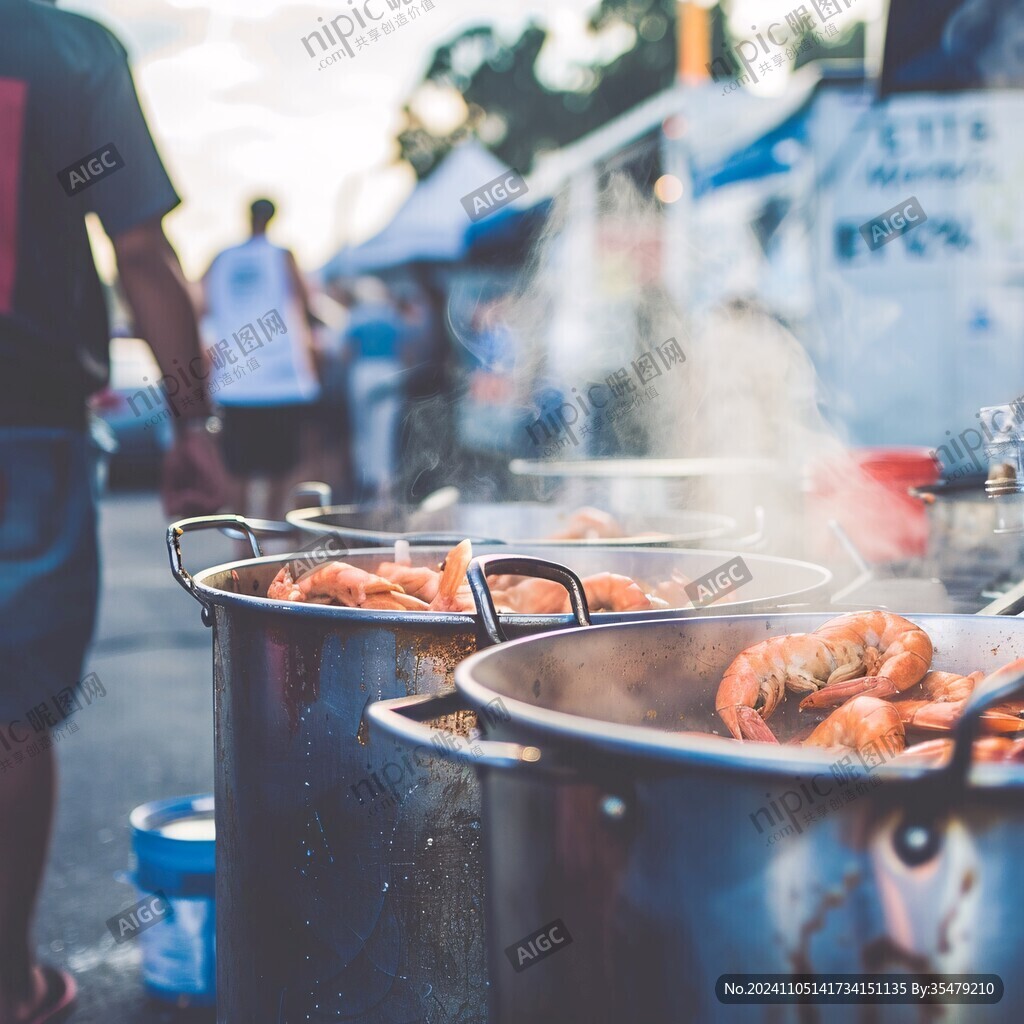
[177,537,827,1023]
[446,613,1024,1024]
[286,501,737,548]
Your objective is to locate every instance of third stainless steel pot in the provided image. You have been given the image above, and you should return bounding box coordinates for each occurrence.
[286,500,737,548]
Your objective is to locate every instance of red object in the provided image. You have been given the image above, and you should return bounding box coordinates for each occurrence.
[89,388,124,411]
[810,447,940,563]
[0,78,28,315]
[23,964,77,1024]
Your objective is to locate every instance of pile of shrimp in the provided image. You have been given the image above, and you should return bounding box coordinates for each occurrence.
[715,611,1024,768]
[267,539,715,614]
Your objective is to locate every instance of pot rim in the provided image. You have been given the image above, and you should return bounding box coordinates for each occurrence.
[285,502,737,547]
[453,612,1024,788]
[188,546,833,623]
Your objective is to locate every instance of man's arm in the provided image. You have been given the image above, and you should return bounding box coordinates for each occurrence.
[113,216,228,515]
[114,216,211,421]
[285,249,321,380]
[285,249,315,325]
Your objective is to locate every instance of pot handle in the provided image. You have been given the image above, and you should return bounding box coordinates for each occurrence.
[945,658,1024,784]
[292,480,333,509]
[400,532,507,546]
[167,515,264,626]
[467,554,593,646]
[365,691,544,771]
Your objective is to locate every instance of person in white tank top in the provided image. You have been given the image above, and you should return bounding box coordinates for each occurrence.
[201,199,321,522]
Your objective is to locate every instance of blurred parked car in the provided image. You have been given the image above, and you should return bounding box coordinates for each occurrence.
[88,336,173,485]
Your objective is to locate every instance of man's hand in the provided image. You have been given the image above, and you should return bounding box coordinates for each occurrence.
[160,429,229,517]
[113,218,231,517]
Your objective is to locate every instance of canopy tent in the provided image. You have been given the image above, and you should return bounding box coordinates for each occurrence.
[320,141,520,281]
[463,198,552,264]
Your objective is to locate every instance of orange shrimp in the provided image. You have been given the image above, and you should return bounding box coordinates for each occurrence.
[500,572,656,614]
[550,507,624,540]
[803,695,906,758]
[268,564,303,602]
[427,540,475,612]
[716,632,838,742]
[894,671,1024,734]
[502,578,574,614]
[798,612,932,709]
[373,562,442,602]
[580,573,655,612]
[292,561,405,606]
[360,592,432,611]
[651,571,695,608]
[896,736,1024,767]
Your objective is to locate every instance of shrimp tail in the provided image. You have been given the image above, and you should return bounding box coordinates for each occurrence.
[800,676,900,709]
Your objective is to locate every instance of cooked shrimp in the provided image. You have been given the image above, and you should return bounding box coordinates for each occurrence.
[798,612,932,709]
[896,736,1024,767]
[360,592,431,611]
[652,571,694,608]
[428,540,475,612]
[550,507,624,540]
[581,573,655,612]
[920,670,984,703]
[268,564,304,602]
[804,695,905,758]
[373,562,441,602]
[716,633,838,742]
[890,670,976,733]
[503,578,574,614]
[894,671,1024,734]
[294,561,405,607]
[499,572,656,613]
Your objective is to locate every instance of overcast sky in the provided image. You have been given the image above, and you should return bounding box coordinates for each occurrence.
[61,0,603,277]
[59,0,880,278]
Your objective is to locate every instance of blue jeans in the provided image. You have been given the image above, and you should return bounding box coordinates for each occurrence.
[0,429,99,723]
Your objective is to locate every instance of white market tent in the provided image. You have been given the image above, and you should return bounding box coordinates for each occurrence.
[320,141,514,280]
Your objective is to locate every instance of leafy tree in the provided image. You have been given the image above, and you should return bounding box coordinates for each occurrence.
[399,1,682,177]
[397,0,861,178]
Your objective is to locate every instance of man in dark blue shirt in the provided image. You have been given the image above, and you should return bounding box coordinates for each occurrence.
[0,2,227,1020]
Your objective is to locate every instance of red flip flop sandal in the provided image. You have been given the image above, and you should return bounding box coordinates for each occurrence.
[24,965,76,1024]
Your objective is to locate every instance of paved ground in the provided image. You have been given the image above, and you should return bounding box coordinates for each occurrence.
[34,487,230,1023]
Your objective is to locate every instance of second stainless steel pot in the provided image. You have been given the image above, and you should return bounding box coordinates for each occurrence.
[168,520,831,1023]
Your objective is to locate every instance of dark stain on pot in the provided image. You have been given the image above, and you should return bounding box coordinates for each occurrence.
[937,869,975,954]
[861,937,944,1023]
[788,870,862,1024]
[267,620,324,737]
[394,626,476,700]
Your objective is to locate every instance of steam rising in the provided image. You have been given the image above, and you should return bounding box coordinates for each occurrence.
[449,172,934,580]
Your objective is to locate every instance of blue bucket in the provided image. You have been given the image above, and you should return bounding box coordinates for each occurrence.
[129,794,216,1007]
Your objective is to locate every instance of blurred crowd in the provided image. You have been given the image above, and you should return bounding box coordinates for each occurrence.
[198,198,454,523]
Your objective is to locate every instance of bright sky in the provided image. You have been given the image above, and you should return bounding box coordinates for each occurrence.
[61,0,601,279]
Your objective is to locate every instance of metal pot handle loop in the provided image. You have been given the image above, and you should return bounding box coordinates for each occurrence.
[366,692,543,771]
[292,481,333,509]
[167,515,264,626]
[947,658,1024,785]
[401,533,506,546]
[467,554,592,646]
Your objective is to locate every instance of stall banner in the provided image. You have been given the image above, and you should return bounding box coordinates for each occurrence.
[811,89,1024,448]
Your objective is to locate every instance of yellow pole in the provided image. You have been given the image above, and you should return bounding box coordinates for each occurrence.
[677,1,711,83]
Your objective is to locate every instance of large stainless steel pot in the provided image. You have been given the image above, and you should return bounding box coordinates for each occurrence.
[286,500,737,548]
[370,601,1024,1024]
[167,518,832,1023]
